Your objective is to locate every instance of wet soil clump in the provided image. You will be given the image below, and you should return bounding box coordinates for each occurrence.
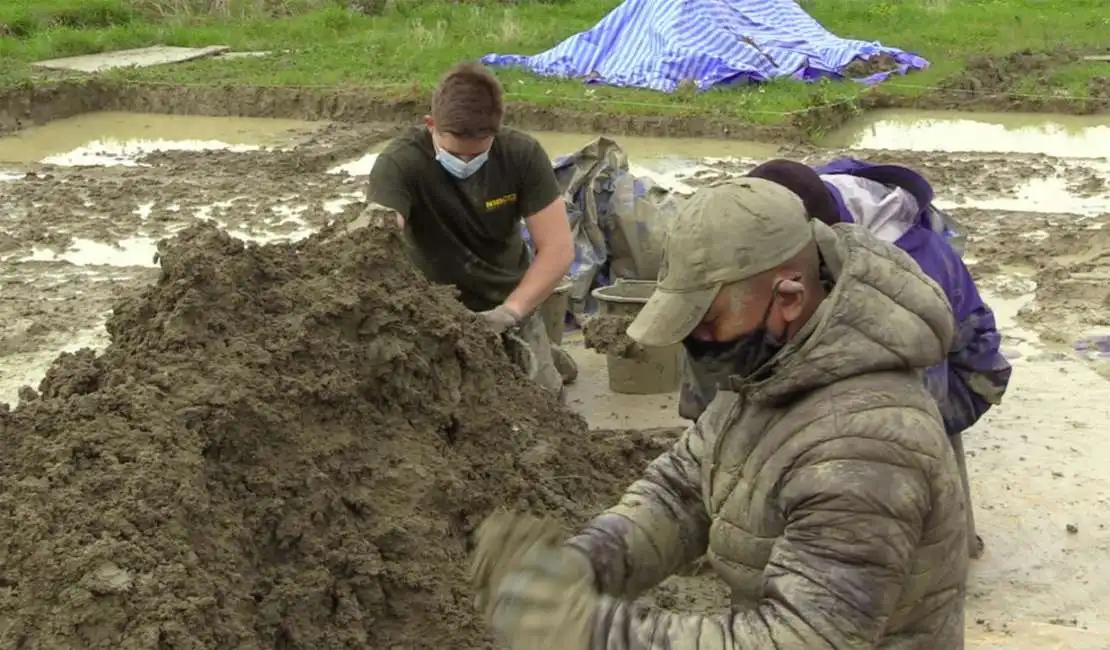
[0,220,672,649]
[843,53,900,78]
[583,314,644,359]
[935,49,1110,112]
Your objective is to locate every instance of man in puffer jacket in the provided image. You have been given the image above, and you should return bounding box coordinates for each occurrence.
[471,178,969,650]
[740,158,1009,560]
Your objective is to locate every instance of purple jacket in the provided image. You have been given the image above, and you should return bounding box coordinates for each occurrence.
[816,158,1012,435]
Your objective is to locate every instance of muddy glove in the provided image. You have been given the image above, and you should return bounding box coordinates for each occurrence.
[479,305,523,334]
[471,511,564,609]
[491,543,604,650]
[472,512,600,650]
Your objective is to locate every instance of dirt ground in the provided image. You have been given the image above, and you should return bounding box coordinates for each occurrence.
[4,135,1105,378]
[2,56,1110,646]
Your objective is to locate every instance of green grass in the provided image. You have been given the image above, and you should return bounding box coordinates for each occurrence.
[0,0,1108,124]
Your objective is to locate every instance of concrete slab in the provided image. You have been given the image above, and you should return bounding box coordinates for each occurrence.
[32,46,231,73]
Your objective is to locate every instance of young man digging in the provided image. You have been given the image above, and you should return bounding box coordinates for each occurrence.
[365,62,577,399]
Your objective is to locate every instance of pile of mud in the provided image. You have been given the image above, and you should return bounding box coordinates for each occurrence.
[0,221,673,648]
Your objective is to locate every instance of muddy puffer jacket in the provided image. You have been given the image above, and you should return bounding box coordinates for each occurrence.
[568,222,970,649]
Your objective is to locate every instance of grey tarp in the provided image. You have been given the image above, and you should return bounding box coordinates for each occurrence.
[524,137,679,318]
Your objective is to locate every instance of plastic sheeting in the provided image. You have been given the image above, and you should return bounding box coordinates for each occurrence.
[482,0,928,92]
[522,137,679,315]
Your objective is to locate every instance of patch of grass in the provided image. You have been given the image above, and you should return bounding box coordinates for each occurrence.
[1027,60,1110,97]
[0,0,136,37]
[1,0,1108,123]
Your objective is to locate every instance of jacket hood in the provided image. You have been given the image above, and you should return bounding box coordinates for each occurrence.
[743,221,954,404]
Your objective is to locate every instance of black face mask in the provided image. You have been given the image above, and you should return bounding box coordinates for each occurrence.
[683,284,787,383]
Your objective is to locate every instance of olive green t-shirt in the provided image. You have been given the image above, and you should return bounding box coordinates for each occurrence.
[366,126,563,311]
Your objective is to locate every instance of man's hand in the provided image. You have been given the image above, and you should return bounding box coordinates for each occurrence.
[491,543,601,650]
[471,511,564,608]
[472,512,599,650]
[479,305,523,334]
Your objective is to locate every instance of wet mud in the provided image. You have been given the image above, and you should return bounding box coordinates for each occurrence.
[0,80,799,142]
[3,58,1110,646]
[934,49,1110,113]
[0,218,681,647]
[953,207,1110,348]
[685,148,1107,202]
[1,125,1106,395]
[582,314,644,359]
[842,53,901,79]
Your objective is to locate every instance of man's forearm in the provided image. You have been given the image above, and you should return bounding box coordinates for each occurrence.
[503,248,572,316]
[567,425,710,599]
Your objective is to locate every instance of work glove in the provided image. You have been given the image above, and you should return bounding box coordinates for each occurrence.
[479,304,523,334]
[472,512,600,650]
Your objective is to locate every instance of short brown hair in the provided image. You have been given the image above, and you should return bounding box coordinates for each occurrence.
[431,61,504,138]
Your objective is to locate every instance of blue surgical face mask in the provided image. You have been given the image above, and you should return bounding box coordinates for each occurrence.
[434,141,489,179]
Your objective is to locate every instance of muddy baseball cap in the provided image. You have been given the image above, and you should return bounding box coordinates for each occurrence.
[627,178,813,348]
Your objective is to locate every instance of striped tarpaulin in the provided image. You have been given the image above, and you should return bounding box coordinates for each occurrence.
[481,0,928,92]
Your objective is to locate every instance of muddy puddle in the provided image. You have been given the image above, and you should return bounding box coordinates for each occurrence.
[1,109,1110,647]
[0,111,328,165]
[330,129,779,192]
[823,109,1110,157]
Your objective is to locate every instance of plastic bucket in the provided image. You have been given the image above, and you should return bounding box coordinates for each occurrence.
[540,281,572,345]
[590,282,681,395]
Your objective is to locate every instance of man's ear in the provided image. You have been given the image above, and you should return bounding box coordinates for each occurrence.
[774,277,807,322]
[424,115,434,128]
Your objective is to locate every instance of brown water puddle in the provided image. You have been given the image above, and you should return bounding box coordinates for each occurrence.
[0,111,779,169]
[823,109,1110,157]
[0,111,327,164]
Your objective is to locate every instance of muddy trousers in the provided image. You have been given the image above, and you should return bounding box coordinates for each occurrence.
[514,312,571,403]
[949,432,983,559]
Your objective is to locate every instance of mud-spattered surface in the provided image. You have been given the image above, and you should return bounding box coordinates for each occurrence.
[2,131,1107,396]
[0,219,679,648]
[684,148,1107,202]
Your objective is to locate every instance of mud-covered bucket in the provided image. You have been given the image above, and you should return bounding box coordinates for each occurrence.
[590,282,681,395]
[540,281,572,345]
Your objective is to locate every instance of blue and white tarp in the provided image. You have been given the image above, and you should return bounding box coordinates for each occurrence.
[482,0,928,92]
